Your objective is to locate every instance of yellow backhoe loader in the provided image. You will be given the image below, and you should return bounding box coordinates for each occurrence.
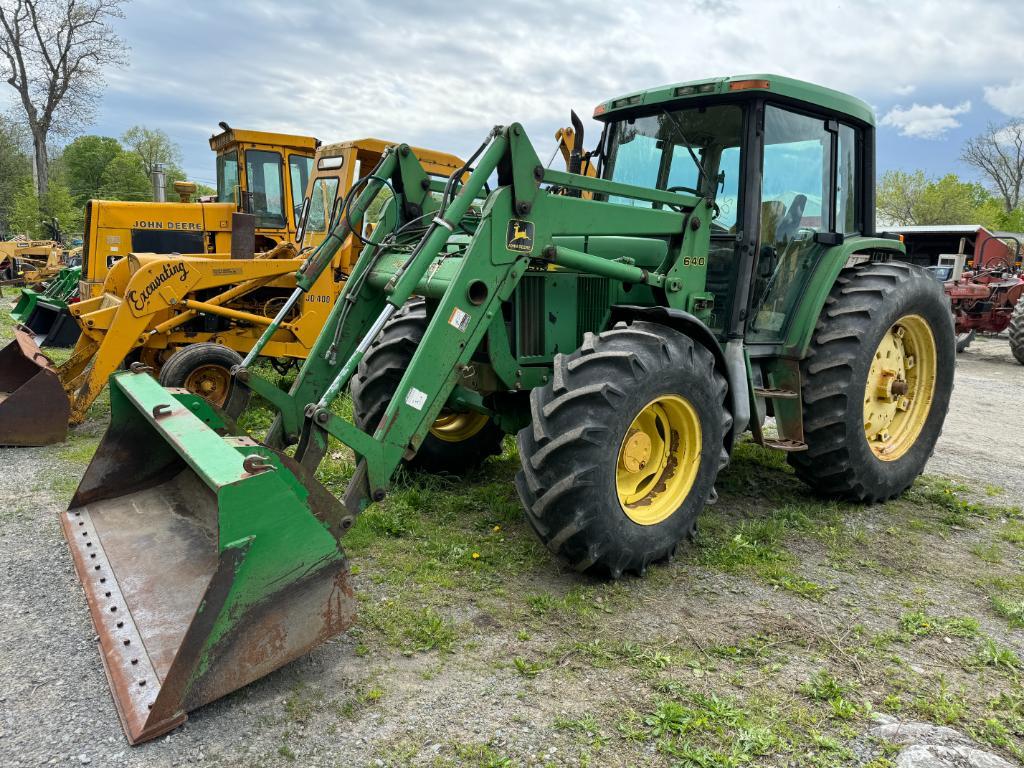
[0,139,464,446]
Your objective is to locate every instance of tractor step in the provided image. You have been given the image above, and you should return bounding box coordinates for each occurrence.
[754,387,799,400]
[763,438,808,452]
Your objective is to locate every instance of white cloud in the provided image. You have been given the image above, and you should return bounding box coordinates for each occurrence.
[879,101,972,139]
[984,80,1024,117]
[73,0,1024,179]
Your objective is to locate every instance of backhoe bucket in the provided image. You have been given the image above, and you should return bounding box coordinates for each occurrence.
[62,371,354,744]
[0,329,70,446]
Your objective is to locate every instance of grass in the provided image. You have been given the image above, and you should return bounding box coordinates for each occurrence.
[898,611,979,639]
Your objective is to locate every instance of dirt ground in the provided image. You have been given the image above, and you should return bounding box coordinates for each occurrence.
[929,335,1024,499]
[1,303,1023,767]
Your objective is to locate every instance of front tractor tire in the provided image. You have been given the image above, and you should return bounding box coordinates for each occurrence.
[350,299,504,474]
[157,342,252,419]
[790,261,954,502]
[516,322,731,578]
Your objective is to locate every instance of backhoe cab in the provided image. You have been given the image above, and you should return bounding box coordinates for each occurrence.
[64,75,953,743]
[77,127,318,301]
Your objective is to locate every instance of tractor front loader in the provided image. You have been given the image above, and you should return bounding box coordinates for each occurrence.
[64,75,955,744]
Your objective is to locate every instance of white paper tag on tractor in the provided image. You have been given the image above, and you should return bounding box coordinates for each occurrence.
[448,307,470,332]
[405,387,428,411]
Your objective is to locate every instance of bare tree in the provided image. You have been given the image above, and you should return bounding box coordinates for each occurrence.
[0,0,127,197]
[962,120,1024,214]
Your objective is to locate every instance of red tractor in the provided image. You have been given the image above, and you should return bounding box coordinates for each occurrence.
[893,226,1024,360]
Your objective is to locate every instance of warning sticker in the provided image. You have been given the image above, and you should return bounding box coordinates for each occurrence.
[405,387,428,411]
[448,307,471,332]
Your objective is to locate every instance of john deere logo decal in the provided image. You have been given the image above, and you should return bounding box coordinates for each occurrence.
[506,219,534,253]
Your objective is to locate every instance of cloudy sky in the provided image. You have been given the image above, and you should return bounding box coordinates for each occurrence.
[70,0,1024,187]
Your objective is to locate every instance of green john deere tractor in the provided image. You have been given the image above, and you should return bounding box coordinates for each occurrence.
[62,74,954,743]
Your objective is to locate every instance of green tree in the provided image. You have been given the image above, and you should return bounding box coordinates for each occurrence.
[122,125,182,173]
[0,0,128,197]
[9,176,41,237]
[877,170,1004,227]
[98,152,153,201]
[914,174,992,225]
[0,114,32,237]
[40,179,81,235]
[877,170,927,226]
[121,126,196,201]
[962,120,1024,213]
[62,135,123,204]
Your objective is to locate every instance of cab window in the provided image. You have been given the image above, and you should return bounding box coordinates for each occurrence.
[216,151,238,203]
[604,104,742,232]
[288,154,314,223]
[306,176,340,234]
[245,150,285,228]
[836,124,859,234]
[604,104,744,333]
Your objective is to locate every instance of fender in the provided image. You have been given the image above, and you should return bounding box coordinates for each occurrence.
[782,236,906,358]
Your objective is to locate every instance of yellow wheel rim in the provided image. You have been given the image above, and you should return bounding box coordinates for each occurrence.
[430,410,490,443]
[184,364,232,407]
[863,314,936,461]
[616,395,702,526]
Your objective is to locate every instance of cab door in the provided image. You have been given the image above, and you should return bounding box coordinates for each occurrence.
[746,104,862,344]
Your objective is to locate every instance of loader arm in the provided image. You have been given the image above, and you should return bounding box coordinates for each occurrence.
[234,145,470,448]
[273,125,708,514]
[60,256,304,424]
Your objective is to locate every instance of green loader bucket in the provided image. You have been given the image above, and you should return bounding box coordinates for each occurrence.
[63,371,355,744]
[10,287,40,324]
[0,328,70,446]
[15,266,82,347]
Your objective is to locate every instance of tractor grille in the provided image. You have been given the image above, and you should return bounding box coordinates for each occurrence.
[517,275,545,357]
[576,276,609,339]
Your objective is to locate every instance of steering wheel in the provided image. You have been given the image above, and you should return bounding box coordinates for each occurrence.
[978,255,1014,275]
[774,194,807,244]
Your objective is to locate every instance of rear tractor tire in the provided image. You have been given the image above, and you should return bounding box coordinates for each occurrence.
[350,298,504,474]
[516,321,731,578]
[790,262,954,502]
[1009,299,1024,366]
[158,342,251,419]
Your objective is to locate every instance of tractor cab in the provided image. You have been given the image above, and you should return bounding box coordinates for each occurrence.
[593,75,876,350]
[210,126,319,251]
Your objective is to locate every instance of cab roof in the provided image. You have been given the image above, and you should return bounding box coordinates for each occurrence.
[209,127,319,154]
[596,74,875,126]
